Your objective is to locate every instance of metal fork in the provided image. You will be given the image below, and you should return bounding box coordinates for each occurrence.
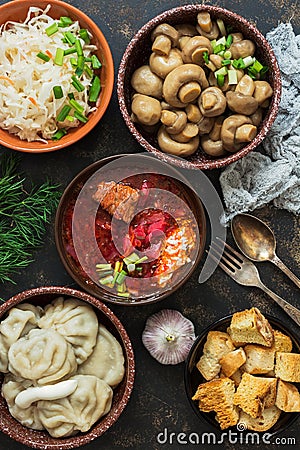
[209,238,300,327]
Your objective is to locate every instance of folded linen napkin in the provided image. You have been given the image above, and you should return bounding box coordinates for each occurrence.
[220,23,300,224]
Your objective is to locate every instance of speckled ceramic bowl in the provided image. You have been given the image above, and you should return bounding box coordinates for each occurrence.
[117,4,281,170]
[0,286,135,449]
[184,314,300,435]
[0,0,114,153]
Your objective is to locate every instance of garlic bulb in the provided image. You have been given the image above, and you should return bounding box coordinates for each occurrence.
[142,309,196,365]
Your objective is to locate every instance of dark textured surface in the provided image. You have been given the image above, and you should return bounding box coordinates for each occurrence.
[0,0,299,449]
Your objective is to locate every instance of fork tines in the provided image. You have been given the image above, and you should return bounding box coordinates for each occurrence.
[207,238,245,273]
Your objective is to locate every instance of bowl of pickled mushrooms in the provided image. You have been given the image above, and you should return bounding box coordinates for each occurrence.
[0,286,135,449]
[117,4,281,170]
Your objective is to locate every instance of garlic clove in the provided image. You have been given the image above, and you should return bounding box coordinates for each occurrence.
[142,309,196,365]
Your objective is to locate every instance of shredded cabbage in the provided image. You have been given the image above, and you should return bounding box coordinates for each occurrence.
[0,5,98,142]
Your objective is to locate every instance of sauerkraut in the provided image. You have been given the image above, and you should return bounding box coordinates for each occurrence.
[0,5,100,142]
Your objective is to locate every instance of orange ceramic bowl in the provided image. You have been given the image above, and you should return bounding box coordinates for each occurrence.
[0,0,114,153]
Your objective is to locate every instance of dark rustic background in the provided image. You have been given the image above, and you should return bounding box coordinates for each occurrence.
[0,0,299,449]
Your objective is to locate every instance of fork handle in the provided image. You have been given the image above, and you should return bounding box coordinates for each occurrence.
[258,281,300,327]
[271,255,300,289]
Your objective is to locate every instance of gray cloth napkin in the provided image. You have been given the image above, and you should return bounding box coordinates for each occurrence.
[220,23,300,224]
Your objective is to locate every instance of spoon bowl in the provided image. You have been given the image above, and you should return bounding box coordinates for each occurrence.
[231,214,300,289]
[231,214,276,262]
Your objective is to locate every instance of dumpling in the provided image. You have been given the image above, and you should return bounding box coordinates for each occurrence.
[0,303,43,372]
[37,375,113,437]
[8,328,77,385]
[78,324,125,387]
[1,374,44,430]
[38,297,98,364]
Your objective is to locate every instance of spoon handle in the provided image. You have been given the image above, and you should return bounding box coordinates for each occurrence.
[272,255,300,289]
[257,281,300,327]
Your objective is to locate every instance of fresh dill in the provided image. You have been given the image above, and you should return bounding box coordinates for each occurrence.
[0,153,61,283]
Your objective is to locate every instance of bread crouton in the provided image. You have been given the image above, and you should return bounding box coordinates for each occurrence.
[196,331,235,380]
[220,348,246,377]
[233,373,277,418]
[192,377,239,429]
[273,330,293,353]
[238,405,281,432]
[275,380,300,412]
[275,352,300,383]
[243,344,275,374]
[227,307,274,347]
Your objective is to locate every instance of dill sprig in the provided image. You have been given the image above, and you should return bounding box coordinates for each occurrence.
[0,153,61,283]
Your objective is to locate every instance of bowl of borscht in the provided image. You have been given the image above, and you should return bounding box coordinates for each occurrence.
[55,153,206,305]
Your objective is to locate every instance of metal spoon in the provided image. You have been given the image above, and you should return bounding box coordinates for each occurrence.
[231,213,300,289]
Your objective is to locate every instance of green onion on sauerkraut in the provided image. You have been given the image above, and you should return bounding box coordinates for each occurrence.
[0,5,102,142]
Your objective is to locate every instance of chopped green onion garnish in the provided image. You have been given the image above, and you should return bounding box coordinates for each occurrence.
[70,57,77,67]
[96,263,112,270]
[84,64,94,78]
[75,67,83,77]
[116,270,127,285]
[53,86,63,99]
[213,43,225,54]
[99,275,114,285]
[232,57,245,69]
[117,283,126,293]
[45,22,58,36]
[68,92,75,100]
[123,253,140,265]
[251,60,264,73]
[210,39,217,50]
[134,256,148,265]
[74,110,88,123]
[79,28,90,44]
[215,36,227,46]
[203,51,209,64]
[89,76,101,102]
[214,66,228,78]
[69,98,84,113]
[52,128,67,140]
[71,75,85,92]
[57,105,71,122]
[64,31,76,45]
[243,56,255,68]
[91,54,102,69]
[225,34,233,48]
[223,50,232,59]
[75,39,83,56]
[64,47,76,56]
[221,59,231,66]
[117,292,130,298]
[54,48,64,66]
[217,74,225,87]
[228,69,238,85]
[127,263,135,272]
[58,16,73,27]
[66,115,75,122]
[37,51,50,62]
[75,55,85,76]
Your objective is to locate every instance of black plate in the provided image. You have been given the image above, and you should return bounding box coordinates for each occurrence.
[184,314,300,435]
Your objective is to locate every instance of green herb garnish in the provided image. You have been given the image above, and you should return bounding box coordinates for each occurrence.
[0,154,61,283]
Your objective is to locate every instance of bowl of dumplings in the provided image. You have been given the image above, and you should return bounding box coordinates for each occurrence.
[0,286,135,449]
